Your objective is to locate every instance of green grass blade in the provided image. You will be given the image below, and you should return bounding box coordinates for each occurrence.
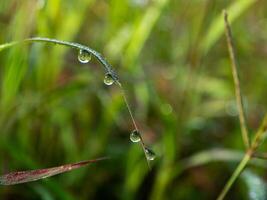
[201,0,256,54]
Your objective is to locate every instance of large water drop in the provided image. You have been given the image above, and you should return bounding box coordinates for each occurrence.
[104,73,115,86]
[78,49,91,64]
[130,130,141,142]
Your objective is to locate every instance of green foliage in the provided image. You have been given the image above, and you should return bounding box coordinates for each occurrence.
[0,0,267,199]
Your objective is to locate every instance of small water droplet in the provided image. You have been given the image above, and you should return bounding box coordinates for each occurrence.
[104,73,114,85]
[145,147,156,160]
[130,130,141,142]
[78,49,91,64]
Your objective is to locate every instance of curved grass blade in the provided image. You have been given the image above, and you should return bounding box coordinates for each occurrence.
[0,38,120,83]
[0,37,154,168]
[0,157,108,185]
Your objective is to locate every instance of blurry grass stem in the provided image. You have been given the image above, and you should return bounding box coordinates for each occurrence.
[217,114,267,200]
[223,10,249,149]
[217,10,267,200]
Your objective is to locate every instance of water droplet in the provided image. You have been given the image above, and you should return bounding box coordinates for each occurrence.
[145,147,156,160]
[130,130,141,142]
[104,73,114,85]
[78,49,91,64]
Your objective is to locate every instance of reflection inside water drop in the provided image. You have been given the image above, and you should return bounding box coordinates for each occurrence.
[78,49,91,64]
[145,147,156,161]
[130,130,141,142]
[104,73,115,86]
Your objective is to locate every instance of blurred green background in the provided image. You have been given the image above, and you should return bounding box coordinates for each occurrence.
[1,0,267,199]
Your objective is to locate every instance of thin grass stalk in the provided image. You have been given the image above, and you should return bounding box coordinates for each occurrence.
[223,10,250,148]
[217,10,267,199]
[217,152,251,200]
[217,114,267,200]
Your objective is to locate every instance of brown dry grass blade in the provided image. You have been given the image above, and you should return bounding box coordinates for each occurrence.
[0,157,108,185]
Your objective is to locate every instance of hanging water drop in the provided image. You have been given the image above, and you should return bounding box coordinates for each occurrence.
[78,49,91,64]
[104,73,115,86]
[130,130,141,142]
[145,147,156,160]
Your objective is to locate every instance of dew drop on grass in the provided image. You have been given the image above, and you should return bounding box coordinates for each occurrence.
[130,130,141,142]
[104,73,114,85]
[145,147,156,160]
[78,49,91,64]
